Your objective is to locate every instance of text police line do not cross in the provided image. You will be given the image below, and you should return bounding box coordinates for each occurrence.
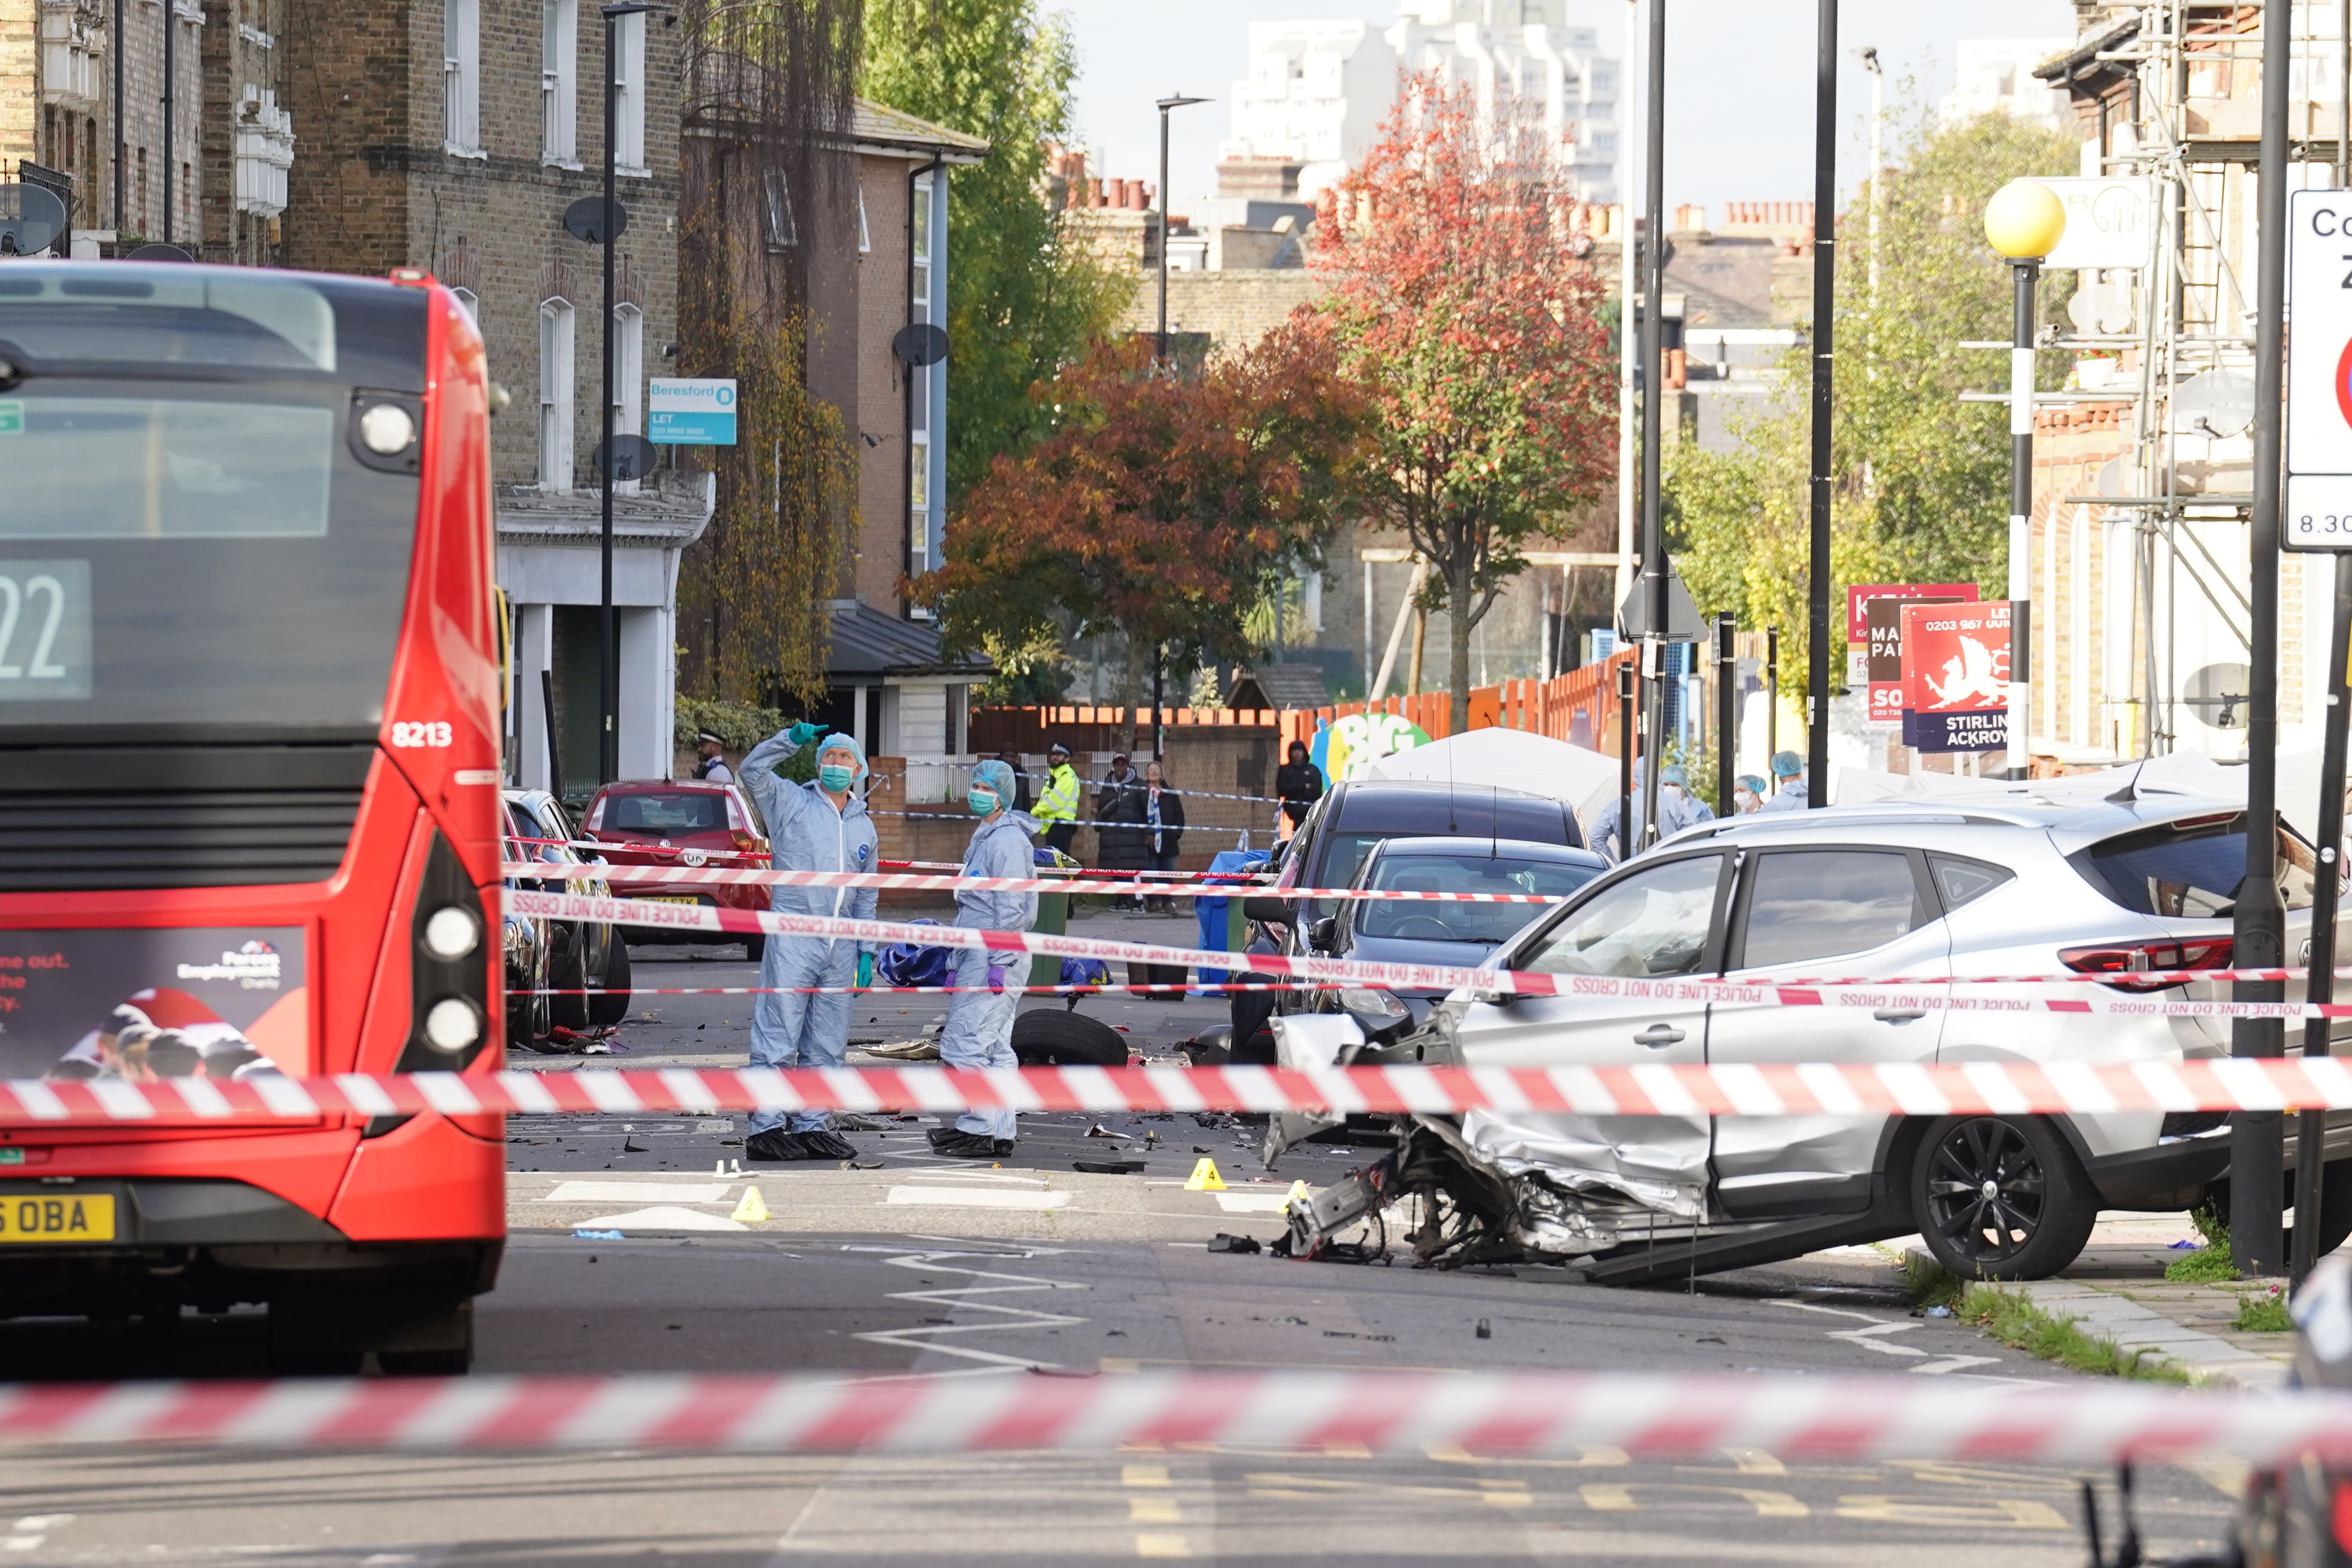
[2287,191,2352,549]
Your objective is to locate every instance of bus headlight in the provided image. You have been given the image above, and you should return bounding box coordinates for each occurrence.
[358,402,417,455]
[423,905,482,960]
[422,996,484,1054]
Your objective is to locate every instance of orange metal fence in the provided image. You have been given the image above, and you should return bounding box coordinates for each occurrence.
[1275,650,1641,756]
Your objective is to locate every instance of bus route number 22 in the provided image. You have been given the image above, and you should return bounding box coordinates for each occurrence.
[391,720,454,748]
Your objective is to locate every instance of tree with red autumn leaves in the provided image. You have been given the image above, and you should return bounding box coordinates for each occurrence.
[915,329,1367,722]
[1306,75,1616,734]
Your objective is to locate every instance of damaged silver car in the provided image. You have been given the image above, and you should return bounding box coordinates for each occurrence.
[1267,794,2352,1284]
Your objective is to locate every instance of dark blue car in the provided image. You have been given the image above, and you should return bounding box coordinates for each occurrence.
[1307,834,1606,1025]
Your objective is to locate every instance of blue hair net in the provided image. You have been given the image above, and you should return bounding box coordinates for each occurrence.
[816,732,867,781]
[970,758,1016,806]
[1661,763,1689,788]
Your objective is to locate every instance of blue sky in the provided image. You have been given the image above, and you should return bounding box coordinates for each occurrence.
[1052,0,2075,215]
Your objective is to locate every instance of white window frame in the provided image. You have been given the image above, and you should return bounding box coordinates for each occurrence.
[451,286,482,335]
[538,296,575,493]
[909,428,930,561]
[542,0,579,167]
[612,302,643,492]
[857,185,871,254]
[762,169,796,250]
[911,172,933,308]
[612,10,647,176]
[443,0,480,156]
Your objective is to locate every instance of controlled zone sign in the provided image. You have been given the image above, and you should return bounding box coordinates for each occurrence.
[648,378,738,446]
[1900,600,2011,754]
[2287,190,2352,549]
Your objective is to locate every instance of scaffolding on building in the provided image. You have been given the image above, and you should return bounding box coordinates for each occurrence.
[2027,1,2347,762]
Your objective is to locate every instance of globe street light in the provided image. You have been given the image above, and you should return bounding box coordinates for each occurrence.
[1983,179,2065,781]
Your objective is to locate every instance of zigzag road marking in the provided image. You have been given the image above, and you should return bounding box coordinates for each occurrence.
[849,1242,1093,1371]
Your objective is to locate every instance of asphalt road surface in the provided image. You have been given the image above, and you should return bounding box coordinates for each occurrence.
[0,926,2246,1566]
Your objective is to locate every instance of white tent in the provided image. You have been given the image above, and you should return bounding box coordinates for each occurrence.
[1362,727,1623,835]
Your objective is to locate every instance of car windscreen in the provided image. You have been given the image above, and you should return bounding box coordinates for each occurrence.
[601,792,731,834]
[2070,816,2314,918]
[0,268,425,740]
[1357,855,1597,945]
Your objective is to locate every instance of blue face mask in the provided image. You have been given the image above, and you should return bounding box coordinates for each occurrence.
[818,762,856,794]
[968,788,999,817]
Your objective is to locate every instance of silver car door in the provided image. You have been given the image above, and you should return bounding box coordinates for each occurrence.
[1704,847,1949,1217]
[1446,852,1727,1212]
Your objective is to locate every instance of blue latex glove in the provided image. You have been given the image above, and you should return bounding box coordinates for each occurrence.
[785,721,821,747]
[856,952,874,990]
[986,963,1009,993]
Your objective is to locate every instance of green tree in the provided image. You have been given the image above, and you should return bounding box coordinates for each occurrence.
[861,0,1129,500]
[1666,109,2078,682]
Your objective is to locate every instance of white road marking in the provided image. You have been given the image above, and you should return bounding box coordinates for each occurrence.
[540,1180,733,1204]
[1212,1193,1293,1213]
[851,1243,1090,1371]
[884,1186,1071,1210]
[1909,1355,2004,1375]
[575,1205,749,1232]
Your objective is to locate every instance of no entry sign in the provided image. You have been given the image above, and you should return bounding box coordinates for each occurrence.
[1901,600,2013,753]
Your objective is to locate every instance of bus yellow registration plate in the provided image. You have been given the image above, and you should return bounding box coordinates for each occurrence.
[0,1193,115,1243]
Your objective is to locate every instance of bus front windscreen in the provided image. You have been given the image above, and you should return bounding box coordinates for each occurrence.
[0,267,425,739]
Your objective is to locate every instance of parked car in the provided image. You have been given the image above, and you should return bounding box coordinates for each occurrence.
[504,789,630,1048]
[1306,835,1605,1027]
[1270,794,2352,1283]
[1230,782,1590,1061]
[581,779,773,960]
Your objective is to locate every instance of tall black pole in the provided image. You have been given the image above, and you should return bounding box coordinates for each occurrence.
[1766,624,1779,765]
[1636,0,1667,848]
[160,0,173,244]
[2292,555,2352,1288]
[1805,0,1836,807]
[598,8,620,789]
[1152,96,1208,367]
[2007,259,2038,781]
[1617,657,1636,861]
[111,0,124,228]
[2232,0,2291,1278]
[1156,105,1171,365]
[1715,612,1735,814]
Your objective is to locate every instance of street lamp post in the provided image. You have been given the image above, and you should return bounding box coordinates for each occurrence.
[1983,179,2065,785]
[1154,94,1209,366]
[1804,0,1836,808]
[596,1,660,789]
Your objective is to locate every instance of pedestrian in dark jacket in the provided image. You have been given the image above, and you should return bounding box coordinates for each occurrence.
[996,748,1033,814]
[1276,739,1324,835]
[1095,753,1148,903]
[1140,760,1186,912]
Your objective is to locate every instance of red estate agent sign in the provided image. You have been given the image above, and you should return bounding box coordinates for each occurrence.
[1900,600,2012,754]
[1858,586,1978,728]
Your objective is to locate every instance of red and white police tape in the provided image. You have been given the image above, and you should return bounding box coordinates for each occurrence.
[16,1055,2352,1123]
[508,887,2350,1017]
[2,1370,2350,1464]
[503,860,1554,904]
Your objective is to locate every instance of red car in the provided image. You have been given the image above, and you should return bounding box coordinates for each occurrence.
[580,780,773,958]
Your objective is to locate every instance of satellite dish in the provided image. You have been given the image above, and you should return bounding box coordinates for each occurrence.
[0,185,67,257]
[125,242,194,262]
[2185,660,2253,731]
[2173,368,2256,439]
[593,434,659,480]
[2094,455,2131,499]
[892,323,949,368]
[563,196,629,244]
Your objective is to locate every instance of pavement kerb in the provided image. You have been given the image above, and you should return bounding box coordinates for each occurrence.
[1905,1245,2292,1389]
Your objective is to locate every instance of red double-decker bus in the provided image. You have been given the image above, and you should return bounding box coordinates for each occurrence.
[0,262,503,1373]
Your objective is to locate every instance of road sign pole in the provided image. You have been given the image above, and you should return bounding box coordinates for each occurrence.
[1715,613,1735,813]
[1637,0,1668,848]
[2232,0,2292,1278]
[2005,259,2037,781]
[2293,552,2352,1288]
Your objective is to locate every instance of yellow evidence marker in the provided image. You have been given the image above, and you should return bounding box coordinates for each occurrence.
[730,1186,771,1224]
[1183,1158,1226,1192]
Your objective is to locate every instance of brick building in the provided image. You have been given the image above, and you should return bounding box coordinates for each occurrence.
[278,0,702,793]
